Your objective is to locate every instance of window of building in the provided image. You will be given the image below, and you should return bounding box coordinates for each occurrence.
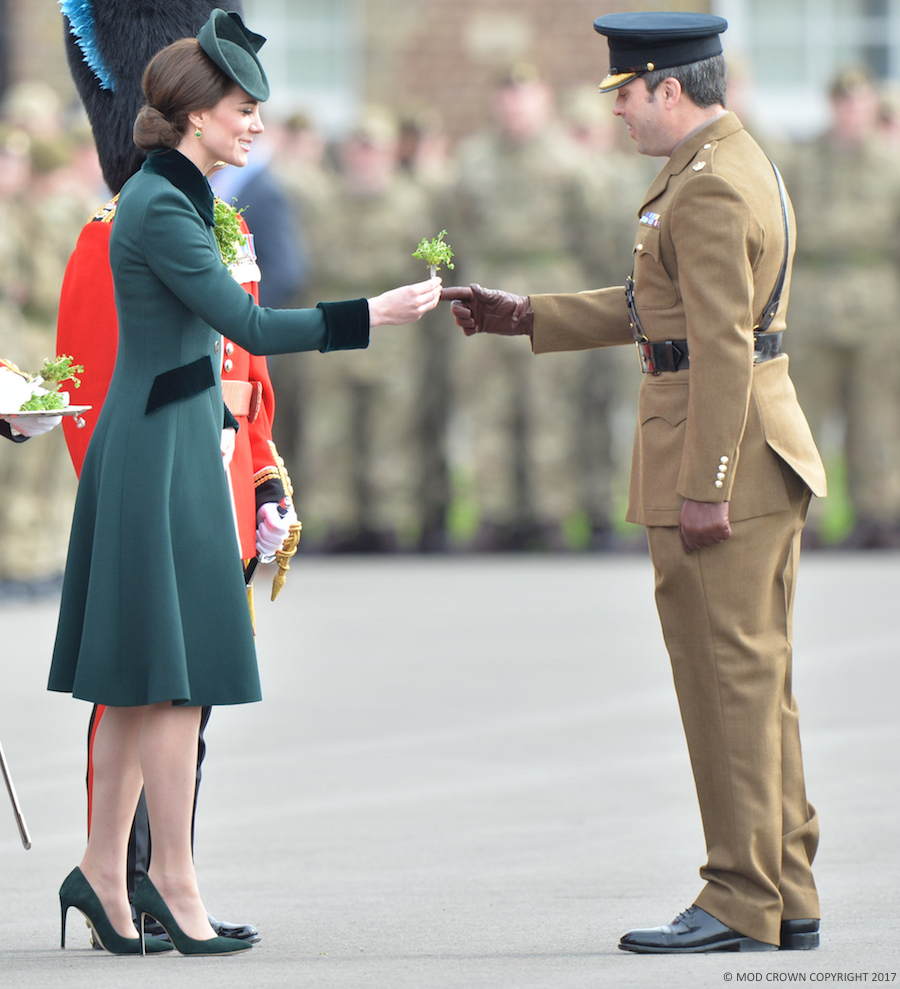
[713,0,900,136]
[241,0,362,133]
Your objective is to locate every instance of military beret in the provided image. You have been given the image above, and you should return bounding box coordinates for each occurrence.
[197,8,269,102]
[593,12,728,93]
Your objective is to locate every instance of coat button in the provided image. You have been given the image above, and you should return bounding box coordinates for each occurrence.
[224,359,234,373]
[720,456,729,464]
[715,481,724,489]
[225,341,234,356]
[214,339,220,354]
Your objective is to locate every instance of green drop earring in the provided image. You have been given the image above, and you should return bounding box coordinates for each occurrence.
[195,128,202,138]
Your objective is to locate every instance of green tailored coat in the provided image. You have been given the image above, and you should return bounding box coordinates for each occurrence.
[48,149,368,707]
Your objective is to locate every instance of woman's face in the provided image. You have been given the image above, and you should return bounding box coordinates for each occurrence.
[192,87,264,168]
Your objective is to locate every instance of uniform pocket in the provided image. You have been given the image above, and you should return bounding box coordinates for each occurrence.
[634,381,689,512]
[632,226,678,310]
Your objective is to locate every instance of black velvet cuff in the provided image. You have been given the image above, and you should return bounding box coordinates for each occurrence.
[255,477,286,511]
[1,420,28,442]
[146,356,215,415]
[317,299,370,352]
[223,404,240,433]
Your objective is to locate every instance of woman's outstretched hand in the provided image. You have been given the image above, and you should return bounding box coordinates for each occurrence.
[368,276,442,326]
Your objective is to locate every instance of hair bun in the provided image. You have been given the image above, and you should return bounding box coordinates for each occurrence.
[133,104,180,151]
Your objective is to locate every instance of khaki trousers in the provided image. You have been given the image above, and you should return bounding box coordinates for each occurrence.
[646,467,820,946]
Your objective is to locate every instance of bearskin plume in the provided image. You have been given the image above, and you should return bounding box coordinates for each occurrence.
[61,0,244,193]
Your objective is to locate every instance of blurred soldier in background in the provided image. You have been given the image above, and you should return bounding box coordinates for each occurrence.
[0,98,85,590]
[784,69,900,548]
[450,65,588,551]
[210,133,308,310]
[561,86,654,548]
[277,106,434,550]
[269,111,338,510]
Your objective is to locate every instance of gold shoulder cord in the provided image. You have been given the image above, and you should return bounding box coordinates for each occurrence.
[267,441,303,601]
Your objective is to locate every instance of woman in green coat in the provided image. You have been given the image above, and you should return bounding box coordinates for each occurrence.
[50,10,440,956]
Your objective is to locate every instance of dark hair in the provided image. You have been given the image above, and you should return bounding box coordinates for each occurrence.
[643,54,727,109]
[133,38,234,151]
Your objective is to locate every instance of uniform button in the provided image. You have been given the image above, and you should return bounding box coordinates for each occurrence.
[720,456,729,464]
[719,463,728,471]
[717,472,726,481]
[703,143,712,149]
[224,359,234,373]
[692,161,706,171]
[715,481,724,489]
[214,339,220,354]
[635,243,643,252]
[225,342,234,356]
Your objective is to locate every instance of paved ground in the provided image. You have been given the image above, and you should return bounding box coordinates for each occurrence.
[1,552,898,989]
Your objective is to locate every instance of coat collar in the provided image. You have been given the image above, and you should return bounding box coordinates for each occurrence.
[640,111,743,211]
[143,149,215,227]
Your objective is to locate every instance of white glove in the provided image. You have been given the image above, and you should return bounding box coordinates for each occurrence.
[1,413,62,437]
[255,501,298,562]
[220,427,236,469]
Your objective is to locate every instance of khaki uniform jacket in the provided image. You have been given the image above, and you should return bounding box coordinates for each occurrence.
[530,112,826,527]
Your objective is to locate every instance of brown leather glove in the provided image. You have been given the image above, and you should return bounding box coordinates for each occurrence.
[442,284,534,337]
[679,499,732,554]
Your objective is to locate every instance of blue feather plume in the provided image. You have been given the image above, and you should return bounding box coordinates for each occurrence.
[59,0,116,91]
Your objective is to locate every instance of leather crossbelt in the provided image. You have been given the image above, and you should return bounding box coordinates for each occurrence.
[636,331,783,374]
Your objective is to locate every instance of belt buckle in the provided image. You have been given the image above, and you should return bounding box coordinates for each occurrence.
[636,341,650,373]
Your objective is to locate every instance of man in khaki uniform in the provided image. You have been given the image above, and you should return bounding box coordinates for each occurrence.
[445,13,825,953]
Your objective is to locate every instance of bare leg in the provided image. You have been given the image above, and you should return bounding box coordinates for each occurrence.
[140,703,217,941]
[79,705,145,939]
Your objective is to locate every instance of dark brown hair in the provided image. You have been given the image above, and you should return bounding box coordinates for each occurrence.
[133,38,233,151]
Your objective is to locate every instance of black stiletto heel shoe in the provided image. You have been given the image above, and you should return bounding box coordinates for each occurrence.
[59,867,173,954]
[132,877,252,955]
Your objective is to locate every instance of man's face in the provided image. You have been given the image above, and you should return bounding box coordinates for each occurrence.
[612,77,673,157]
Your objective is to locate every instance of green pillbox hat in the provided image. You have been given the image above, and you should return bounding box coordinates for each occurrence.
[197,8,270,102]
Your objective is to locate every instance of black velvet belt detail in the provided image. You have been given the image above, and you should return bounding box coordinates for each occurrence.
[146,356,215,414]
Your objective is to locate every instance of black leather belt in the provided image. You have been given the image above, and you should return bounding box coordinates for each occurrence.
[636,331,784,374]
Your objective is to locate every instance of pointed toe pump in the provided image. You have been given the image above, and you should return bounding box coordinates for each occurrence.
[59,867,173,954]
[132,877,252,956]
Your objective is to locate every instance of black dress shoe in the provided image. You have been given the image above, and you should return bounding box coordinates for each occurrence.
[209,914,261,943]
[618,905,777,954]
[780,918,819,950]
[135,912,261,944]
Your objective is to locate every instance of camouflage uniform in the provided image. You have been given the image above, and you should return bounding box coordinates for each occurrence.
[562,88,659,547]
[783,129,900,544]
[0,131,86,583]
[450,118,588,549]
[275,114,434,549]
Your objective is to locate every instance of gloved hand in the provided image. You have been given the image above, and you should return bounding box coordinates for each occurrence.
[1,413,62,438]
[255,501,299,562]
[679,499,732,554]
[441,284,534,337]
[220,427,236,469]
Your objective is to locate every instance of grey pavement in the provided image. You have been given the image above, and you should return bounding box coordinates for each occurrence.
[1,552,898,989]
